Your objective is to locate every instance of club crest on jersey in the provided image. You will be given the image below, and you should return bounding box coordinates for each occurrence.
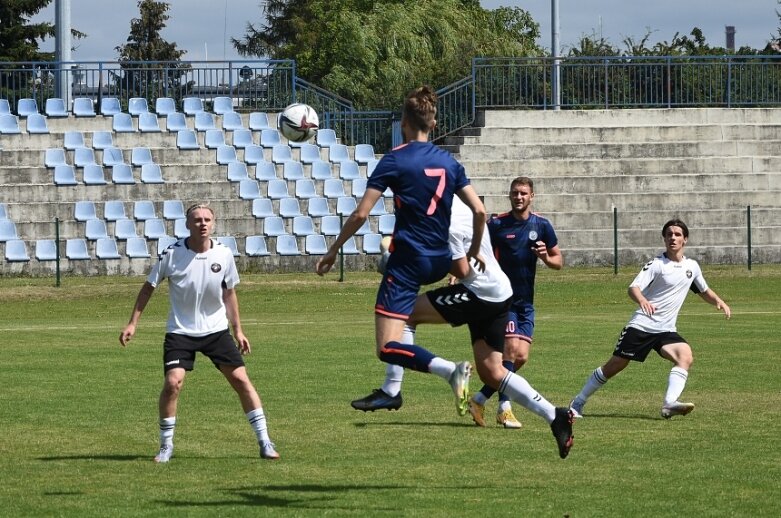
[528,230,538,241]
[686,270,692,278]
[211,263,222,273]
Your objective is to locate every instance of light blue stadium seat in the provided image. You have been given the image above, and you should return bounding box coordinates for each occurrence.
[74,147,97,167]
[254,161,277,180]
[141,163,164,183]
[275,234,301,256]
[248,112,271,131]
[352,178,367,198]
[194,111,216,131]
[363,233,383,254]
[238,179,261,199]
[72,97,96,117]
[65,238,90,260]
[307,197,332,217]
[54,164,78,185]
[370,198,388,216]
[133,200,157,221]
[131,146,154,166]
[0,113,21,134]
[305,234,328,255]
[102,146,126,167]
[260,129,282,148]
[113,113,135,132]
[329,144,351,164]
[155,97,176,116]
[320,215,341,236]
[5,239,30,262]
[213,96,234,115]
[283,161,304,180]
[183,97,204,115]
[163,200,185,220]
[128,97,149,115]
[267,179,290,199]
[292,215,315,236]
[222,111,244,131]
[279,198,302,218]
[354,144,376,164]
[157,236,177,256]
[378,214,396,234]
[44,148,67,168]
[0,203,7,219]
[271,144,292,164]
[245,235,270,256]
[0,219,19,241]
[83,164,107,185]
[216,145,238,165]
[232,129,254,148]
[35,239,58,261]
[338,160,361,180]
[85,219,109,240]
[310,160,333,180]
[45,98,68,117]
[341,236,360,254]
[144,218,167,239]
[355,219,372,236]
[263,216,286,237]
[74,201,97,222]
[104,200,127,221]
[96,238,121,259]
[227,161,250,182]
[92,131,113,150]
[166,112,188,132]
[17,98,38,117]
[0,99,11,114]
[216,236,240,256]
[323,178,347,199]
[316,129,337,148]
[244,145,265,165]
[173,218,189,238]
[112,164,135,184]
[100,97,121,116]
[336,196,357,216]
[251,198,274,219]
[299,143,321,164]
[115,218,139,240]
[126,237,151,258]
[295,179,317,199]
[138,112,161,132]
[63,131,85,150]
[26,113,49,134]
[204,129,226,149]
[176,129,199,150]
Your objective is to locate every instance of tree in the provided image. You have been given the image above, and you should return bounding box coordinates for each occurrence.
[0,0,55,62]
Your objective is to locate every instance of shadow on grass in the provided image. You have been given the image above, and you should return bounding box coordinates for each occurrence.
[38,454,146,462]
[353,421,474,428]
[581,413,659,421]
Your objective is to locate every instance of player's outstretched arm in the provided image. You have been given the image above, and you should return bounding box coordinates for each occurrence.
[119,282,155,347]
[698,289,731,319]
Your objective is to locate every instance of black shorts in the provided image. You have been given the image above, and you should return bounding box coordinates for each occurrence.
[162,329,245,372]
[426,284,511,352]
[612,326,688,362]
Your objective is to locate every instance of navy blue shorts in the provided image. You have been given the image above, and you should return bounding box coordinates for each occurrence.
[505,301,535,342]
[162,329,244,372]
[375,248,451,319]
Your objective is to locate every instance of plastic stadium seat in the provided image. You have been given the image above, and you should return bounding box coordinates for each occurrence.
[310,160,333,180]
[85,219,109,240]
[72,97,96,117]
[363,233,382,254]
[0,114,21,134]
[5,239,30,262]
[307,197,332,217]
[370,198,388,216]
[173,218,189,238]
[352,178,367,198]
[92,131,113,150]
[74,147,97,167]
[26,113,49,134]
[279,198,302,218]
[244,145,265,165]
[166,112,188,132]
[44,148,67,168]
[266,179,290,199]
[144,218,168,239]
[65,238,90,259]
[0,219,19,241]
[45,98,68,117]
[183,97,204,115]
[17,98,39,117]
[367,159,380,177]
[0,203,7,219]
[115,218,139,240]
[283,161,304,180]
[216,145,238,165]
[341,237,360,254]
[128,97,149,115]
[133,200,157,221]
[35,239,58,261]
[305,234,328,255]
[176,129,200,150]
[155,97,176,116]
[329,144,351,164]
[245,235,270,256]
[251,198,274,219]
[0,99,11,114]
[112,164,135,184]
[113,113,135,132]
[213,96,234,115]
[275,234,300,256]
[63,131,85,150]
[102,147,126,167]
[157,236,177,256]
[323,178,347,198]
[336,196,357,216]
[316,129,337,148]
[260,129,282,148]
[227,161,250,182]
[83,164,107,185]
[354,219,372,236]
[221,111,244,131]
[96,238,121,259]
[271,145,293,164]
[104,200,127,221]
[141,163,164,183]
[263,216,286,237]
[205,129,226,149]
[194,111,216,131]
[320,215,341,236]
[292,216,315,236]
[378,214,396,234]
[254,161,277,180]
[126,237,151,258]
[299,143,321,164]
[138,112,161,132]
[216,236,240,256]
[238,179,261,199]
[54,164,78,185]
[295,179,317,199]
[338,160,361,180]
[248,112,271,131]
[100,97,122,116]
[354,144,376,164]
[131,147,154,166]
[74,201,98,222]
[232,129,254,148]
[163,200,185,220]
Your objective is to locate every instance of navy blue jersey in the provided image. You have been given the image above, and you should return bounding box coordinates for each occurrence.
[488,212,558,306]
[367,141,469,257]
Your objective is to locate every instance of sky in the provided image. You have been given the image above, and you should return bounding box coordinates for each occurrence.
[32,0,779,62]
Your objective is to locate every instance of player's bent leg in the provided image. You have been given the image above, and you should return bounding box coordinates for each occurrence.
[159,368,186,419]
[220,364,262,412]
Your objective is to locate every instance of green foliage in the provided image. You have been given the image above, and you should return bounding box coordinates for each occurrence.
[0,0,54,62]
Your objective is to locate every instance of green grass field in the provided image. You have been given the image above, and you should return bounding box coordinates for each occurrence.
[1,265,779,517]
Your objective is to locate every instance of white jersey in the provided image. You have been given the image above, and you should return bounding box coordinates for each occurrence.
[147,238,240,336]
[449,197,513,303]
[626,253,709,333]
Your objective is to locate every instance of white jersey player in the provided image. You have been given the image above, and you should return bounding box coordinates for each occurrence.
[570,219,731,420]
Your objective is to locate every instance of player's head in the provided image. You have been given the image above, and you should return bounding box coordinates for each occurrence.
[662,218,689,239]
[509,176,535,213]
[402,85,437,135]
[185,203,215,236]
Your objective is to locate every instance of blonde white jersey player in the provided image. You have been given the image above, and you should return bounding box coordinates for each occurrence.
[570,218,731,419]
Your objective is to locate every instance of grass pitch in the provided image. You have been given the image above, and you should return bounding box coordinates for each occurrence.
[0,265,779,516]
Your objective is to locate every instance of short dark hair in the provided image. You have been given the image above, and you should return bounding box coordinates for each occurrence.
[662,218,689,238]
[510,176,534,193]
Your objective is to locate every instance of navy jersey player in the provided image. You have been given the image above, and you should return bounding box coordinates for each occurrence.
[315,86,486,413]
[469,176,563,429]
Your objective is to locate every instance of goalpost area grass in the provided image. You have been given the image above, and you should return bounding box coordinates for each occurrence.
[0,265,779,516]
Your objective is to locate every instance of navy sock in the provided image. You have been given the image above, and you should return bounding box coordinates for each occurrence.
[379,341,435,373]
[480,360,516,400]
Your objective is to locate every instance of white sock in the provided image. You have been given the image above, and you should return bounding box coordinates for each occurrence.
[246,407,270,443]
[664,367,689,405]
[498,371,556,423]
[574,367,608,404]
[381,363,405,397]
[428,357,456,381]
[498,400,512,413]
[159,416,176,446]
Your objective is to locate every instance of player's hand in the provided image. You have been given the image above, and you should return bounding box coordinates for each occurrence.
[717,301,731,319]
[469,253,486,273]
[235,332,252,355]
[532,240,548,259]
[315,251,336,276]
[119,324,136,347]
[639,300,656,316]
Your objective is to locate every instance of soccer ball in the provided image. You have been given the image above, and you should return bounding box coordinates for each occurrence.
[278,103,319,143]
